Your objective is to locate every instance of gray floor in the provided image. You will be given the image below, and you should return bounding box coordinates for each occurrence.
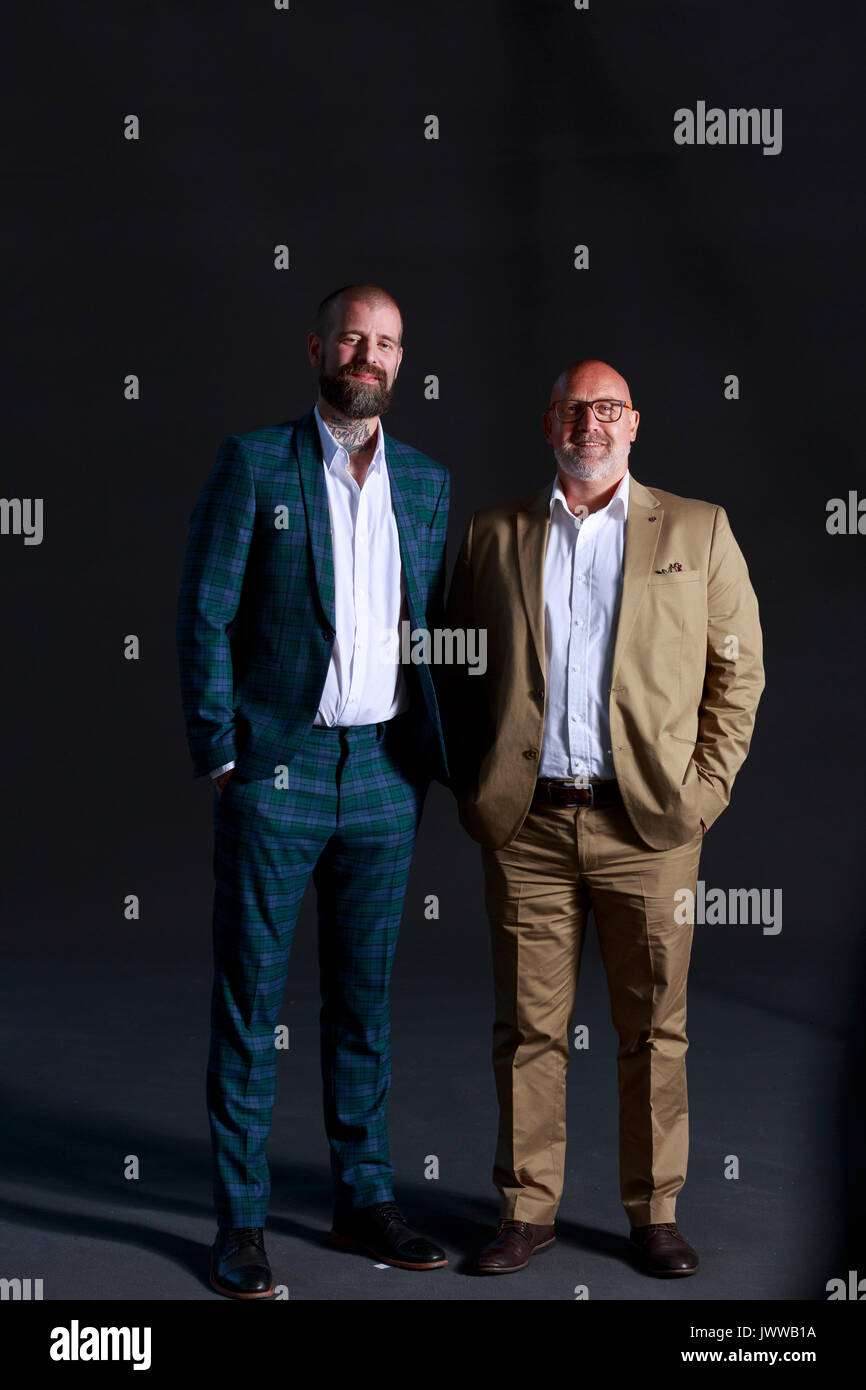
[0,936,844,1303]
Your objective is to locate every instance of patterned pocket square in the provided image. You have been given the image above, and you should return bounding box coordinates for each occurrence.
[654,561,684,574]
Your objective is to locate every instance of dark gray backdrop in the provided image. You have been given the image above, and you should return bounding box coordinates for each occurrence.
[1,0,863,1305]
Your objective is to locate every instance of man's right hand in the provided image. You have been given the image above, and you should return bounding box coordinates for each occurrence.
[214,770,234,796]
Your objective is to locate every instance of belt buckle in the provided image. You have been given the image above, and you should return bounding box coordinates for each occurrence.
[571,775,593,805]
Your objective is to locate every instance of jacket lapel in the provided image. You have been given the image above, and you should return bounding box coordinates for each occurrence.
[294,411,427,632]
[610,474,663,682]
[383,438,424,624]
[516,483,554,679]
[294,408,336,630]
[515,473,664,685]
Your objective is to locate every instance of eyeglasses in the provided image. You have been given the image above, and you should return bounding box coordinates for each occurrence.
[548,398,633,423]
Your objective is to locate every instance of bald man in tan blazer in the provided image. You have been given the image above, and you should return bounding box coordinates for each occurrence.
[442,359,764,1277]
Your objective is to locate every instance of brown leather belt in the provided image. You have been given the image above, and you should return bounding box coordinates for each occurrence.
[533,778,622,809]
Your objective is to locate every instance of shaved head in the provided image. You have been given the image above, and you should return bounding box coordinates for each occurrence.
[543,357,640,490]
[316,284,403,344]
[309,286,404,425]
[550,358,632,406]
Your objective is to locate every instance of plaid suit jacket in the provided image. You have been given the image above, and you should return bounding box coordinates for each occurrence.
[176,407,451,784]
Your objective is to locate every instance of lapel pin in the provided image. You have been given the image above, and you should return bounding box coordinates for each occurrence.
[648,515,657,521]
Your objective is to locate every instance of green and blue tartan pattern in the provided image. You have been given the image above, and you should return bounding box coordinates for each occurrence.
[177,409,450,1225]
[176,407,451,784]
[209,719,425,1225]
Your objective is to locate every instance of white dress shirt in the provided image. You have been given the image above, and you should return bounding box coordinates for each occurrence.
[210,405,408,777]
[311,404,408,727]
[537,469,630,782]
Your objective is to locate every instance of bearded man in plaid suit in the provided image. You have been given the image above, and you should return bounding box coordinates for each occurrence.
[176,284,451,1298]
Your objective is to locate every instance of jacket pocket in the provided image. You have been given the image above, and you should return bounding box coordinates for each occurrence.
[648,569,700,585]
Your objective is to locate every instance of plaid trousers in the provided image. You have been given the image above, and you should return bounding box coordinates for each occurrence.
[207,714,425,1227]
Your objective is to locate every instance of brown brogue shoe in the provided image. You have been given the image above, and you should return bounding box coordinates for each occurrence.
[474,1219,556,1274]
[629,1222,699,1276]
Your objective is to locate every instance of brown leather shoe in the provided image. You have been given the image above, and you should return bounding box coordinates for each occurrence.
[629,1222,698,1276]
[474,1219,556,1274]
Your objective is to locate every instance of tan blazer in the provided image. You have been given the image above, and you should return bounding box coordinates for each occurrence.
[441,474,765,851]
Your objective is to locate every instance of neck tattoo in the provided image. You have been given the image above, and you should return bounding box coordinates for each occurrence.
[324,415,375,454]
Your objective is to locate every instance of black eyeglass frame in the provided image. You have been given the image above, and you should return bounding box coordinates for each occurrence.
[546,398,634,423]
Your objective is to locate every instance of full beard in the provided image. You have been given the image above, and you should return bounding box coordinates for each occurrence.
[554,437,630,481]
[319,363,394,419]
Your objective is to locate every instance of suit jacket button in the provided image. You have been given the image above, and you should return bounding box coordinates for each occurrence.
[531,689,544,701]
[322,628,334,641]
[523,748,538,760]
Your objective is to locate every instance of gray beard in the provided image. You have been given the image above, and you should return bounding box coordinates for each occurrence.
[554,438,630,481]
